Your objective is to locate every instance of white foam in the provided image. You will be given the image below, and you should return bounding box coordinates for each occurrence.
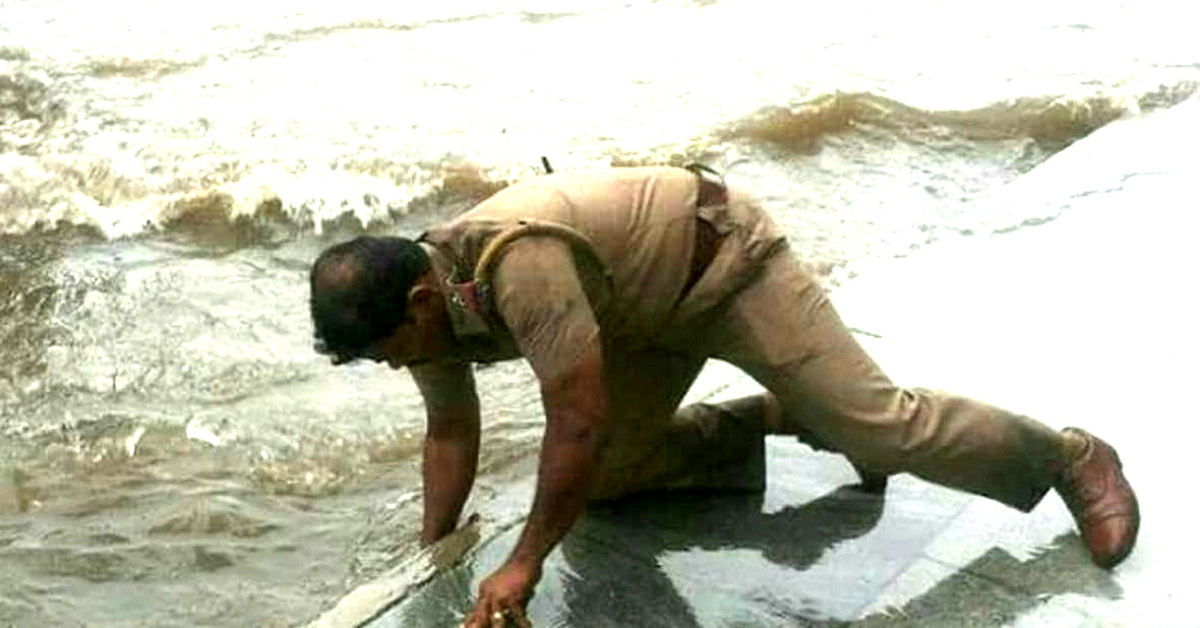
[221,163,435,234]
[186,421,221,447]
[0,151,448,238]
[124,427,147,457]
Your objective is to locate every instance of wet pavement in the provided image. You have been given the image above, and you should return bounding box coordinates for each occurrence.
[314,101,1200,628]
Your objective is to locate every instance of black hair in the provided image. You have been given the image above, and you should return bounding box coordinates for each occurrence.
[309,236,430,363]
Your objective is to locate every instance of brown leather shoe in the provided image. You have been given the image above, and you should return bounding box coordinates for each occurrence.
[1056,427,1140,568]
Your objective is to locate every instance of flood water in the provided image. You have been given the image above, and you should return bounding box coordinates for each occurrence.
[2,1,1198,626]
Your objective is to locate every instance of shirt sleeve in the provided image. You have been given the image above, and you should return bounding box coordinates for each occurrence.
[491,237,601,382]
[409,361,477,411]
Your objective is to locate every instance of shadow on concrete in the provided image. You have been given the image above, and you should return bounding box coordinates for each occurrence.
[556,485,888,628]
[379,482,1124,628]
[381,484,887,627]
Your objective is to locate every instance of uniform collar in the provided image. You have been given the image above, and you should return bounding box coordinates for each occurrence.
[419,242,491,340]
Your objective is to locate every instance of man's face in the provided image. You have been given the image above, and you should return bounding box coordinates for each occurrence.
[359,320,433,369]
[358,287,452,369]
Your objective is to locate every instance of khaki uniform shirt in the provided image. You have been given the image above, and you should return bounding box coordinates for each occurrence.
[414,166,786,398]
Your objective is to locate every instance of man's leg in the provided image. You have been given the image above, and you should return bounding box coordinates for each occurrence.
[588,348,706,500]
[593,365,869,499]
[675,393,888,492]
[589,349,769,500]
[697,250,1138,567]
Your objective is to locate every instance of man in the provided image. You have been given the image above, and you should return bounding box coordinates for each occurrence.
[309,166,1138,628]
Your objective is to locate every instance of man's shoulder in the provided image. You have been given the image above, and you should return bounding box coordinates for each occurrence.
[458,182,570,224]
[538,166,692,194]
[472,166,691,213]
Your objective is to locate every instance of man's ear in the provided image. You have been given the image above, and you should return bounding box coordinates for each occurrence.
[407,284,440,319]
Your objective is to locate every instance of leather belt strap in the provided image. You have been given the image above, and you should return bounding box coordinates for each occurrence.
[694,174,728,209]
[687,162,729,209]
[682,164,728,298]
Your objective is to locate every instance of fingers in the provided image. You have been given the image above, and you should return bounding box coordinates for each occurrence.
[497,606,533,628]
[460,603,488,628]
[462,602,529,628]
[512,607,534,628]
[489,606,507,628]
[492,605,534,628]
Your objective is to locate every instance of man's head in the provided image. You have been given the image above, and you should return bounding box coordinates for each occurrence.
[309,236,450,368]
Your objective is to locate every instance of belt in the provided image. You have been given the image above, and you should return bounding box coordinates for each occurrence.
[682,168,728,297]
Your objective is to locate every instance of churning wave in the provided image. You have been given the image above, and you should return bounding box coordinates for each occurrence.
[3,69,1198,242]
[720,83,1200,154]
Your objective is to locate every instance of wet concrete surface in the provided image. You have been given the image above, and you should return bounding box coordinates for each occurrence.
[372,430,1135,628]
[339,102,1200,628]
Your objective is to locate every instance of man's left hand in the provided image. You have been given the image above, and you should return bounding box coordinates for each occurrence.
[461,560,540,628]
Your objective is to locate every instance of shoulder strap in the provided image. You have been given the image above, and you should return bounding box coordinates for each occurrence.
[473,218,612,294]
[442,219,614,340]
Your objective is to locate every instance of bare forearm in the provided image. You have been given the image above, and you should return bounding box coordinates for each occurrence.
[421,430,479,544]
[418,373,481,544]
[508,345,608,568]
[509,422,602,566]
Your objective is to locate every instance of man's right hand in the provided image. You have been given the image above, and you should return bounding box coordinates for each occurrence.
[461,559,540,628]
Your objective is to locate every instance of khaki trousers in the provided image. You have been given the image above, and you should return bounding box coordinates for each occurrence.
[592,249,1065,512]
